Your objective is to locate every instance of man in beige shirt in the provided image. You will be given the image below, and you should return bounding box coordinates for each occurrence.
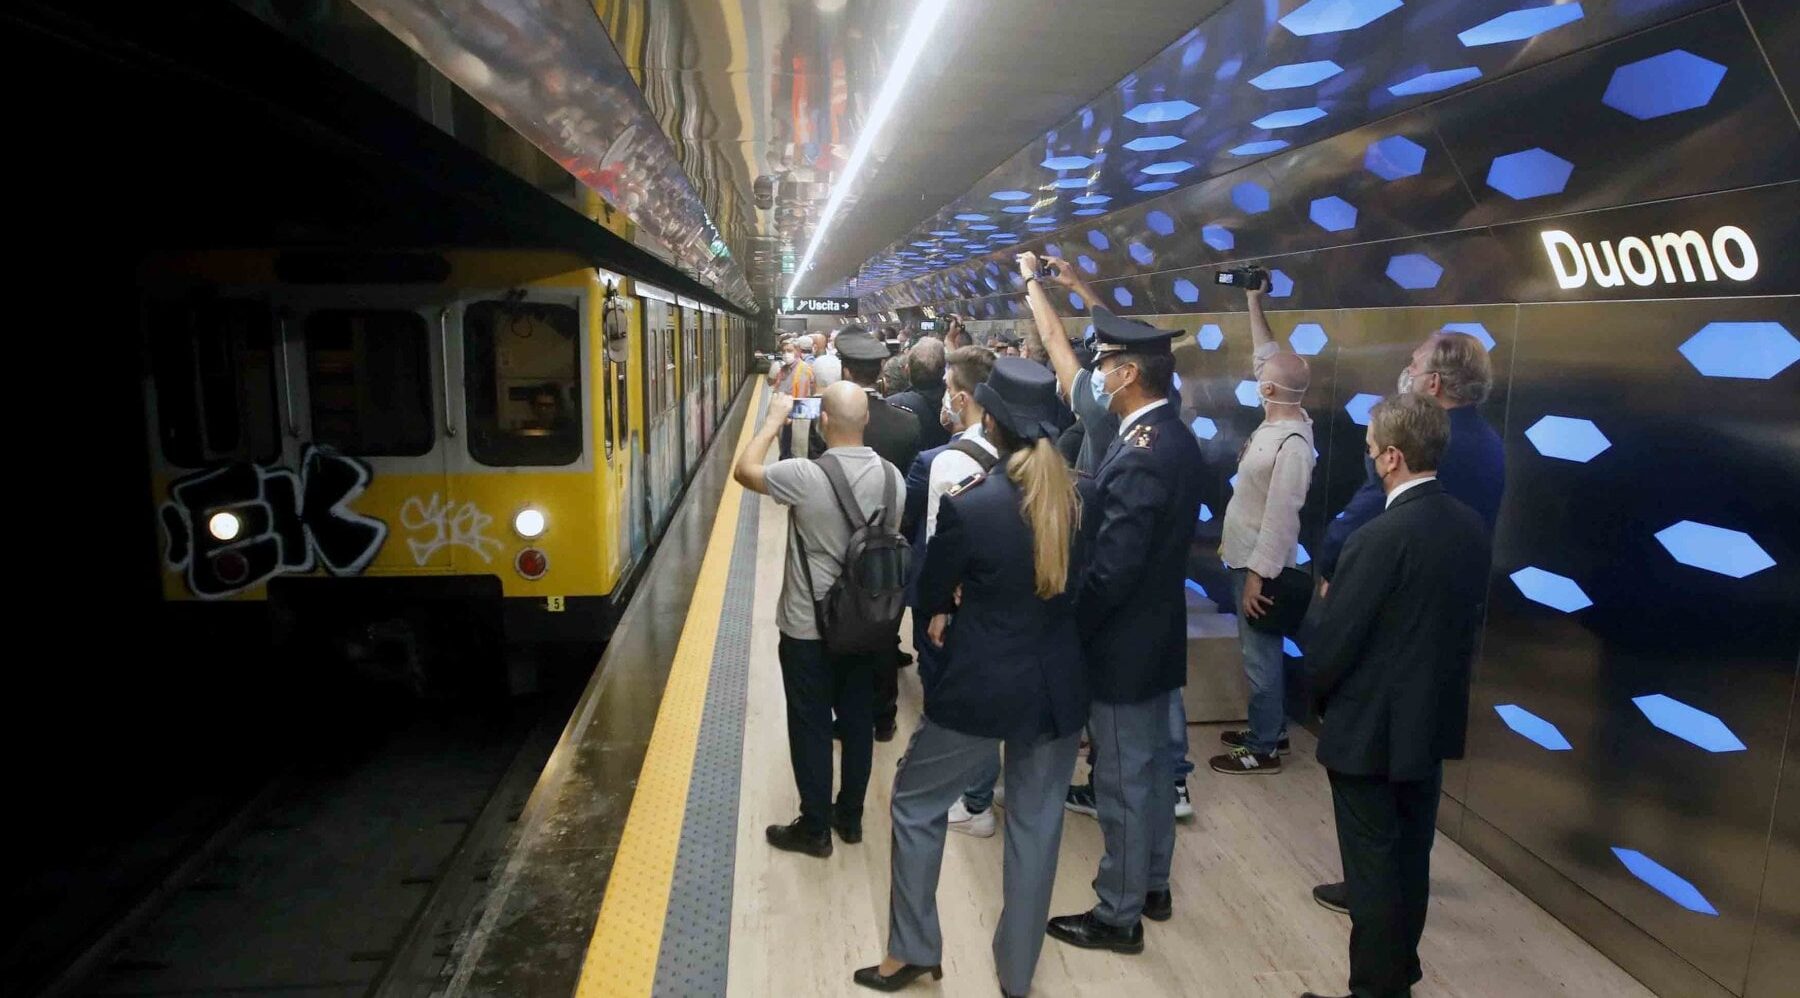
[1212,277,1314,776]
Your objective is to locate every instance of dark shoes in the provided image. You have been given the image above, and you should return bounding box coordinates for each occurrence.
[1221,728,1291,755]
[875,718,898,742]
[1046,910,1144,954]
[766,817,831,858]
[1300,992,1351,998]
[1209,746,1282,775]
[851,962,942,991]
[833,805,864,844]
[1144,888,1172,922]
[1312,880,1348,914]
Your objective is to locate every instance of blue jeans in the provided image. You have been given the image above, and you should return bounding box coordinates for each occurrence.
[1231,569,1288,755]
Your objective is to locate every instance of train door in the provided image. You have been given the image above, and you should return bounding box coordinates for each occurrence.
[678,299,703,477]
[286,292,453,575]
[639,288,681,532]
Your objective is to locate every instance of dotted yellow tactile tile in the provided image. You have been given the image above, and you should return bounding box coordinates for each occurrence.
[576,380,765,998]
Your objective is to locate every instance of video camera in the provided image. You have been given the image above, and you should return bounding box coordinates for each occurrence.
[1214,266,1269,291]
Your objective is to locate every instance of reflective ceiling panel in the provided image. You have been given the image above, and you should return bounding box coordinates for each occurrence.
[857,0,1726,302]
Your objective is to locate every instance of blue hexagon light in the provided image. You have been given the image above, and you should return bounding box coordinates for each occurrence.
[1043,153,1095,171]
[1296,543,1311,565]
[1235,379,1262,407]
[1525,415,1611,462]
[1678,322,1799,379]
[1603,50,1728,120]
[1389,66,1483,96]
[1366,135,1427,180]
[1495,704,1574,750]
[1052,177,1090,190]
[1073,208,1106,216]
[1268,269,1295,297]
[1173,278,1200,304]
[1441,321,1496,350]
[1509,566,1593,612]
[1230,139,1292,156]
[1654,521,1775,579]
[1002,205,1034,214]
[991,189,1032,201]
[1191,416,1219,440]
[1459,3,1586,47]
[1487,147,1575,200]
[1136,181,1179,193]
[1344,392,1381,425]
[1142,160,1197,176]
[1146,210,1177,236]
[1197,324,1224,350]
[1233,182,1272,214]
[1078,254,1099,274]
[1087,230,1109,251]
[1283,637,1304,658]
[1202,224,1235,251]
[1250,60,1345,90]
[1253,106,1329,130]
[1068,292,1085,310]
[1612,847,1719,916]
[1114,287,1134,307]
[1125,135,1186,152]
[1290,323,1329,355]
[1387,253,1444,290]
[1633,693,1747,752]
[1129,242,1155,266]
[1198,503,1214,522]
[1280,0,1403,37]
[1073,194,1112,206]
[1310,196,1359,232]
[954,213,989,222]
[1125,100,1201,124]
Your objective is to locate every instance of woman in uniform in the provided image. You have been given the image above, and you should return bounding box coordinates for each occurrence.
[854,358,1089,998]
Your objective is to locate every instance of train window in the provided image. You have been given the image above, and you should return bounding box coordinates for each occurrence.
[463,300,581,467]
[147,300,281,467]
[305,309,434,456]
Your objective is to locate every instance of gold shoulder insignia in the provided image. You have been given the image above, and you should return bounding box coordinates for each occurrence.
[1129,423,1156,448]
[946,472,986,498]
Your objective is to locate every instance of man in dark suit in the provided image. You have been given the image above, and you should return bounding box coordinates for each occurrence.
[884,336,951,451]
[1043,301,1206,955]
[1300,393,1493,998]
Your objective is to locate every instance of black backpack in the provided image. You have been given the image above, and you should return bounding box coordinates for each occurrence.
[795,454,912,655]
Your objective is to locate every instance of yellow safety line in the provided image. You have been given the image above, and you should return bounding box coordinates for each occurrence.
[576,377,765,998]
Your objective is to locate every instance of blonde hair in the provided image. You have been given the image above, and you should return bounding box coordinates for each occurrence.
[1005,437,1082,598]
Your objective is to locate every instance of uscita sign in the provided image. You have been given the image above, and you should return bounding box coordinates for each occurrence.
[1540,225,1759,290]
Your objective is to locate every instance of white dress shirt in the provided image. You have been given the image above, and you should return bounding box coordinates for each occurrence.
[925,422,999,540]
[1385,474,1438,508]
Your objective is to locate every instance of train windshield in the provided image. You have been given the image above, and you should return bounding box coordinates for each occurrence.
[463,300,582,467]
[147,299,281,467]
[304,309,435,456]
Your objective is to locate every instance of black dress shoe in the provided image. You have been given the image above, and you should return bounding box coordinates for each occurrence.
[1046,910,1144,954]
[874,718,898,742]
[1312,880,1348,914]
[1143,888,1172,922]
[766,818,832,857]
[1299,992,1350,997]
[832,806,863,844]
[852,962,942,991]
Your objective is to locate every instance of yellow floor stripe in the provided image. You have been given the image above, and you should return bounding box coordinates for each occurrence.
[576,378,765,998]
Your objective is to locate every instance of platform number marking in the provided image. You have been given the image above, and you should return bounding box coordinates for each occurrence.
[546,596,566,612]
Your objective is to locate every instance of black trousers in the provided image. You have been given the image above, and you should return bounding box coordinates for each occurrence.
[1327,765,1442,998]
[778,633,877,833]
[875,633,902,729]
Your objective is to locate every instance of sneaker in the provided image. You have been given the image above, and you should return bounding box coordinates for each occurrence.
[1064,782,1099,817]
[1208,747,1282,775]
[1312,880,1349,914]
[947,798,997,838]
[1220,729,1290,755]
[1173,781,1194,819]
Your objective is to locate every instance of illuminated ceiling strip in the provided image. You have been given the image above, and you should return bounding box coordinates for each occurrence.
[784,0,953,299]
[637,282,678,304]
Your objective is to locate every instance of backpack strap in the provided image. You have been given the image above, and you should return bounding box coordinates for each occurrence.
[817,452,891,533]
[947,438,1000,473]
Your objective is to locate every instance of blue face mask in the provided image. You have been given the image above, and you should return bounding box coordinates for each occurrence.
[1090,364,1115,411]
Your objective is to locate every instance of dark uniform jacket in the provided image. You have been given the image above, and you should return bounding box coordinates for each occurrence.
[886,381,951,451]
[1076,402,1207,704]
[918,472,1090,742]
[1306,481,1492,781]
[795,387,922,473]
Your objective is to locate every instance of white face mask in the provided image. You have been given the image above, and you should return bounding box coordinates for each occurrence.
[940,389,962,428]
[1397,368,1415,395]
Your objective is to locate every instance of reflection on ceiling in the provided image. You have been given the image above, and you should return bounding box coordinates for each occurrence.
[854,0,1723,300]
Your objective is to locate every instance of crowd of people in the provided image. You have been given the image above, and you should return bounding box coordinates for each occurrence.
[733,252,1505,998]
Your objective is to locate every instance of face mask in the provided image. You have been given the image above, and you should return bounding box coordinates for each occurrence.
[1259,380,1302,406]
[1090,365,1116,411]
[1397,368,1415,395]
[940,390,963,428]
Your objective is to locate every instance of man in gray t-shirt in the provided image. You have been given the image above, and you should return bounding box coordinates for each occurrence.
[735,382,904,857]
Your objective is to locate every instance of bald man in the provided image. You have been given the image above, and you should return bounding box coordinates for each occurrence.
[1210,276,1317,777]
[735,382,906,857]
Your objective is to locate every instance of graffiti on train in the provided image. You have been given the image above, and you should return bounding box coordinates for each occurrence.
[400,494,503,566]
[159,446,388,599]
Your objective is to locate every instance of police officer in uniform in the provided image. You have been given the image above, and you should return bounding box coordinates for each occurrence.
[856,359,1089,997]
[1046,307,1206,954]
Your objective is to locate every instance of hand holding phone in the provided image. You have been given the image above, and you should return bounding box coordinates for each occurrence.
[788,396,822,420]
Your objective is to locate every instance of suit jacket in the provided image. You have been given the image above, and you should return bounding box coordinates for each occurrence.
[919,472,1089,741]
[1077,402,1207,704]
[1307,480,1492,781]
[794,387,922,473]
[1318,404,1504,580]
[885,382,951,451]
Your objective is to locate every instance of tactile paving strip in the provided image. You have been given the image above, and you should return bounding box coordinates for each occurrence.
[650,398,765,997]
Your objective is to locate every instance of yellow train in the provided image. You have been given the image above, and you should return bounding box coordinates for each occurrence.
[141,248,753,694]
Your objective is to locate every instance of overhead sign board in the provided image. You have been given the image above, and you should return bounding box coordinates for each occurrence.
[779,296,857,316]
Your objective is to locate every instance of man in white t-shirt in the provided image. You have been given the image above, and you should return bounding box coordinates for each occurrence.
[812,331,843,389]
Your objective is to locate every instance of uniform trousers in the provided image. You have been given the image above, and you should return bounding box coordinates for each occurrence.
[1089,690,1178,926]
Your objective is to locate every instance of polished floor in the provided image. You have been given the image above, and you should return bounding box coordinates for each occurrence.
[724,473,1655,998]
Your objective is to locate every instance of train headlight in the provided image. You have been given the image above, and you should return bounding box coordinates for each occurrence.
[513,507,547,539]
[208,511,242,542]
